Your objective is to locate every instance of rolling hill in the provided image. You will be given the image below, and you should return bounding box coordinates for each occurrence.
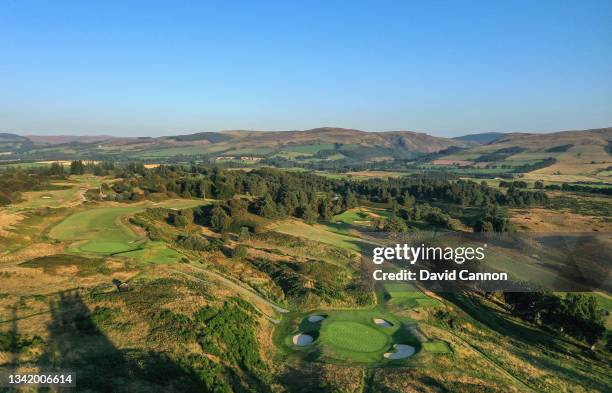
[453,132,505,145]
[1,127,610,183]
[1,127,470,162]
[435,127,612,181]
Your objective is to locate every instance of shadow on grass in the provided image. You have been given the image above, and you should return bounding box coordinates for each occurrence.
[440,292,611,391]
[440,292,568,351]
[38,290,206,392]
[278,352,342,393]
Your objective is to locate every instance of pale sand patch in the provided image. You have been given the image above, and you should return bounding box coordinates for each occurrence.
[373,318,393,327]
[307,315,325,323]
[292,334,313,346]
[384,344,415,360]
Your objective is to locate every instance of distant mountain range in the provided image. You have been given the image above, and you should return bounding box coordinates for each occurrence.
[0,127,610,174]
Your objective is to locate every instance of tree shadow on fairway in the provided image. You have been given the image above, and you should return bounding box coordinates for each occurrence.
[38,290,206,392]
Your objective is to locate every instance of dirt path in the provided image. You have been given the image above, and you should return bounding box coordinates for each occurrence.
[169,266,289,324]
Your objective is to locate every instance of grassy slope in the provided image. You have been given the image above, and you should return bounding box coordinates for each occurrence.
[49,206,144,254]
[436,128,612,181]
[268,219,362,252]
[48,199,205,259]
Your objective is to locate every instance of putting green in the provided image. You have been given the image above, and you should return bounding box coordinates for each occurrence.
[320,321,388,352]
[49,199,206,256]
[281,308,420,364]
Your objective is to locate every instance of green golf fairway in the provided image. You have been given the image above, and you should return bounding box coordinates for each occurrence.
[320,321,389,352]
[50,206,143,254]
[48,200,207,255]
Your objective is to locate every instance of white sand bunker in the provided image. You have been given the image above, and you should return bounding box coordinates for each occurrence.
[292,334,314,346]
[373,318,393,327]
[384,344,415,360]
[307,315,326,323]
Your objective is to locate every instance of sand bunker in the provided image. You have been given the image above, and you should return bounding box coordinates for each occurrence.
[307,315,325,323]
[292,334,314,346]
[384,344,415,360]
[373,318,393,327]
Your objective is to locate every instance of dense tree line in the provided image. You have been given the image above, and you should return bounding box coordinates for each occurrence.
[545,183,612,196]
[499,180,528,188]
[504,291,606,347]
[0,167,68,205]
[104,166,549,230]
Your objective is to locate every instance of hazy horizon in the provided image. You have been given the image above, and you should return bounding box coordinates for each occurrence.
[0,124,605,140]
[2,1,611,137]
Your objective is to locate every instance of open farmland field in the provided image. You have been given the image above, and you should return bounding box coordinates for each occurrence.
[316,170,408,180]
[282,143,336,154]
[135,144,229,158]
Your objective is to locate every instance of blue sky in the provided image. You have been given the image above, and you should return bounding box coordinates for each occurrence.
[1,1,611,137]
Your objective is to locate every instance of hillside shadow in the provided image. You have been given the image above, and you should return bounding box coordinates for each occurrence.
[38,290,205,392]
[440,292,567,352]
[438,292,611,390]
[278,358,338,393]
[390,323,422,353]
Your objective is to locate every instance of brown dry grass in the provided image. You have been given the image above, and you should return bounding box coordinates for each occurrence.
[0,210,23,237]
[0,242,65,264]
[374,367,518,393]
[511,208,610,232]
